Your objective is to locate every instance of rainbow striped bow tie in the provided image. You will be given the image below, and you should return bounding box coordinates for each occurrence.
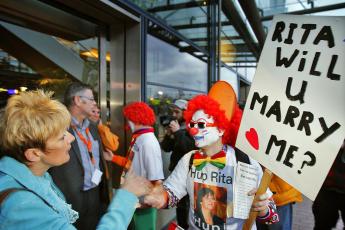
[193,150,226,171]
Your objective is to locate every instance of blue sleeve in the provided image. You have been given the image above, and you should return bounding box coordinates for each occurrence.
[0,189,137,230]
[0,191,76,230]
[96,189,138,230]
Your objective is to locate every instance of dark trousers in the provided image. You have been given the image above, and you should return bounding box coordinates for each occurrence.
[312,189,345,230]
[176,195,189,229]
[75,187,101,230]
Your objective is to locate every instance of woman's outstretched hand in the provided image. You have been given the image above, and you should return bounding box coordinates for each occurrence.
[144,184,168,209]
[121,168,153,197]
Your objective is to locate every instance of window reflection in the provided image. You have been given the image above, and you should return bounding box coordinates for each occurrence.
[147,34,207,92]
[146,84,201,140]
[0,20,99,105]
[220,66,239,98]
[55,37,100,93]
[129,0,208,50]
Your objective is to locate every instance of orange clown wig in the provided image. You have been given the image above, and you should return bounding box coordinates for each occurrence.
[123,101,156,126]
[184,95,242,147]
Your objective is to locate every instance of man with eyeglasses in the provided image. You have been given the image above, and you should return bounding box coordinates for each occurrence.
[50,82,112,230]
[161,99,196,229]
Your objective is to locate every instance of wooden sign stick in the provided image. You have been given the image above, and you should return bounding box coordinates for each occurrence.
[242,169,273,230]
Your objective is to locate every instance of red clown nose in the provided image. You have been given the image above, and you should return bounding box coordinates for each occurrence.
[189,127,198,136]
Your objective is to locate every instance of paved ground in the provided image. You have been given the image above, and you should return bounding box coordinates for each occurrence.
[292,195,344,230]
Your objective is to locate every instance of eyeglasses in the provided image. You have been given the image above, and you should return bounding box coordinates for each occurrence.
[79,95,95,102]
[188,121,215,129]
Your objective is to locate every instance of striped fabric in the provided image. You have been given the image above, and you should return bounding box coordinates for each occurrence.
[192,150,226,170]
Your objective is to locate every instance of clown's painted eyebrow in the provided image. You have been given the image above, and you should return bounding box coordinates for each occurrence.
[191,118,208,122]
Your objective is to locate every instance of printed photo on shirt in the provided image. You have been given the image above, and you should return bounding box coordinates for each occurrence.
[193,182,227,230]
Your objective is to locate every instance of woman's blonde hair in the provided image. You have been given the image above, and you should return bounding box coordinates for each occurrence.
[0,90,71,163]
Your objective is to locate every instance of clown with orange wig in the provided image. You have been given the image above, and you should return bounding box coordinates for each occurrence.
[122,102,164,230]
[122,101,164,183]
[144,82,278,229]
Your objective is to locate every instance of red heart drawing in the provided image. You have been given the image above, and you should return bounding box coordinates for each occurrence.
[245,128,259,150]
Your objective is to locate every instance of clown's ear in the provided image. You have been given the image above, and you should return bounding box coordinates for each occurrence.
[208,81,237,121]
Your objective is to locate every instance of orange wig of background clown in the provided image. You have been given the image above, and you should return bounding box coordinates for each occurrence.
[123,102,156,126]
[184,81,242,147]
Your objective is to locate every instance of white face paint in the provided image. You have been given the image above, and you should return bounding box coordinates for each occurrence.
[190,110,223,148]
[128,120,135,132]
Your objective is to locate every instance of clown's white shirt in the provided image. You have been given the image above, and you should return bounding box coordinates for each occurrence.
[131,132,164,181]
[164,145,271,230]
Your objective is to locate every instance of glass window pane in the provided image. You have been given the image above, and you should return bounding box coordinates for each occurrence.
[147,34,207,92]
[0,20,99,104]
[146,84,202,140]
[220,67,239,98]
[129,0,209,51]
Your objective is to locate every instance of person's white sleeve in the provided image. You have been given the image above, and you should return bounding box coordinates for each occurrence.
[163,151,194,200]
[141,141,164,181]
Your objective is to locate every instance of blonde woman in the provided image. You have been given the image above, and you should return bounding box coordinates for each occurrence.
[0,90,152,230]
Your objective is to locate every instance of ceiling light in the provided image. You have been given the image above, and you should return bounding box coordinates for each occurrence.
[80,48,111,62]
[19,86,28,92]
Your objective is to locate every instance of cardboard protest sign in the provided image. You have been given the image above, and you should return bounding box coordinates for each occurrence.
[236,15,345,200]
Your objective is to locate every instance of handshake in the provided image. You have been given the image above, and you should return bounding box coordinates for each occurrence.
[122,169,272,217]
[121,169,167,209]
